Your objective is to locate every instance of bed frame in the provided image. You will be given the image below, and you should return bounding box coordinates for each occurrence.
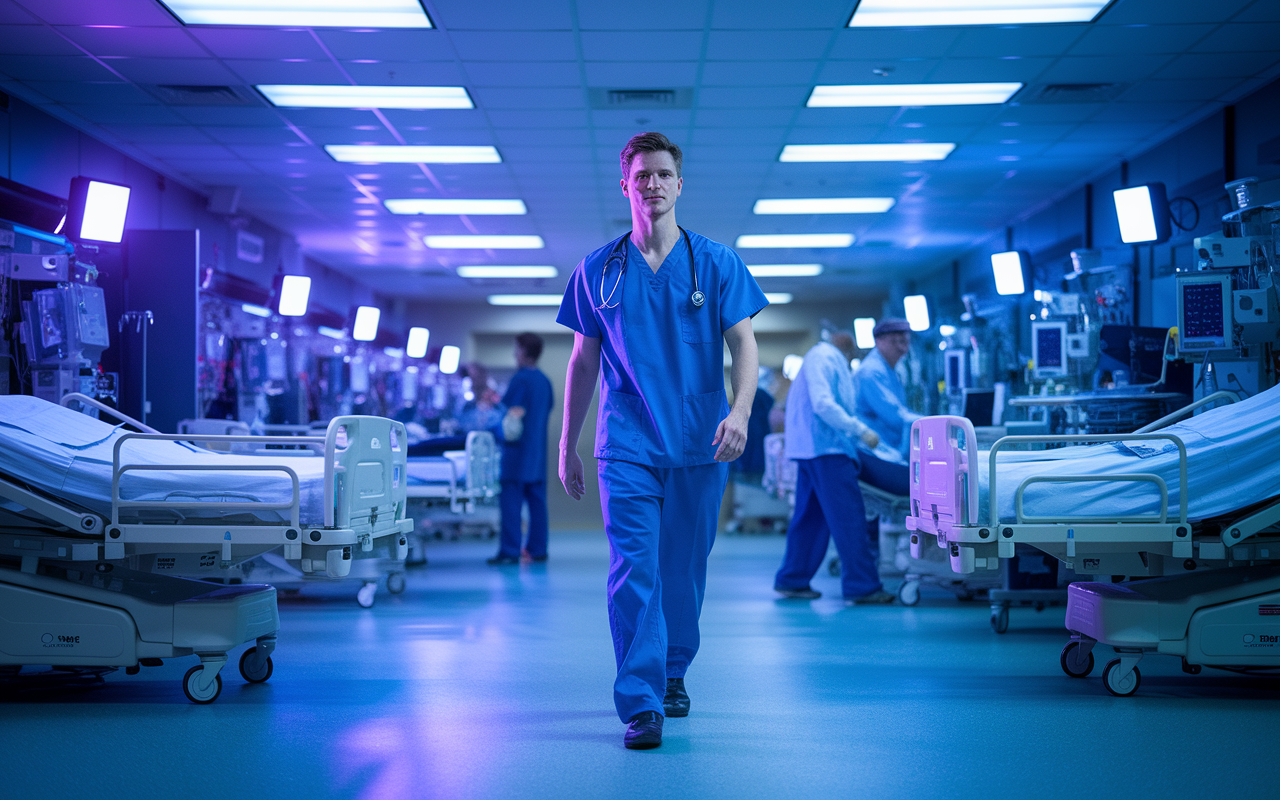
[905,402,1280,579]
[406,430,499,513]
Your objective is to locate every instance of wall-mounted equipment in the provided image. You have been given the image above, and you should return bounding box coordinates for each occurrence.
[991,250,1027,296]
[64,177,131,243]
[1175,272,1233,353]
[1031,320,1067,378]
[1113,183,1171,245]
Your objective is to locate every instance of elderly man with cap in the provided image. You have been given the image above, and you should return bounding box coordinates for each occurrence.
[852,317,921,460]
[773,331,895,604]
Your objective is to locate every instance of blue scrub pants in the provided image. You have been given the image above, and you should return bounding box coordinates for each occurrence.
[598,458,729,722]
[497,480,549,559]
[774,455,881,599]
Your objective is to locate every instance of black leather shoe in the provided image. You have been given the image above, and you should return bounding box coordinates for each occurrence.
[624,711,663,750]
[486,555,519,566]
[663,678,689,717]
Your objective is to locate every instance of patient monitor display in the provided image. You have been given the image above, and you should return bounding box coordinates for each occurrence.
[1031,321,1067,378]
[1177,273,1232,352]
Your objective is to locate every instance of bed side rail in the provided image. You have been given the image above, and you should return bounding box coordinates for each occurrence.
[324,416,411,539]
[988,432,1188,528]
[61,392,159,433]
[465,430,500,501]
[1133,390,1237,434]
[906,416,979,536]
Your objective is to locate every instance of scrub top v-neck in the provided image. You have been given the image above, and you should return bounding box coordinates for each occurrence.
[558,229,768,468]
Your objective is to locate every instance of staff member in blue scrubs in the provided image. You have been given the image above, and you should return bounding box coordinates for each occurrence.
[558,132,767,750]
[852,317,921,459]
[488,332,555,566]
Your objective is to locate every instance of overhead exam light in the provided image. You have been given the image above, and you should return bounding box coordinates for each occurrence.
[159,0,432,28]
[406,327,430,359]
[352,306,380,342]
[1113,183,1172,244]
[258,85,468,110]
[65,177,131,243]
[854,318,877,350]
[991,251,1028,296]
[848,0,1110,27]
[904,295,931,332]
[439,345,461,374]
[278,275,311,317]
[807,83,1022,108]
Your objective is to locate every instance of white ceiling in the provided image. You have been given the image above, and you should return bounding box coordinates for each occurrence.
[1,0,1279,301]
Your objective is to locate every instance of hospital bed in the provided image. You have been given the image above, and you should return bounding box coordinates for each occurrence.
[0,394,411,701]
[762,433,997,603]
[404,431,500,553]
[905,387,1280,694]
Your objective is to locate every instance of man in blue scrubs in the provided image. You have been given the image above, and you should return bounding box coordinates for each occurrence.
[557,132,767,750]
[853,317,921,459]
[488,333,555,566]
[773,331,896,604]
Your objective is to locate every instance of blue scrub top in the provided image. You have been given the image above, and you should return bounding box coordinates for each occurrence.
[499,366,554,483]
[557,229,768,468]
[851,348,920,456]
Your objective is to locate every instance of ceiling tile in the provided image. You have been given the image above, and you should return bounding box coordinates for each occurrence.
[583,61,697,86]
[697,86,808,107]
[58,101,188,123]
[828,29,963,60]
[705,30,832,61]
[1155,51,1280,79]
[492,127,592,146]
[1037,54,1174,83]
[276,108,381,127]
[0,24,82,55]
[465,61,579,87]
[16,80,155,104]
[22,0,179,26]
[107,56,240,84]
[947,26,1090,58]
[579,31,703,61]
[578,0,709,30]
[1069,23,1215,55]
[314,30,456,61]
[1234,0,1280,22]
[1120,77,1241,102]
[221,58,349,85]
[469,86,583,109]
[448,31,576,61]
[173,106,286,126]
[431,0,573,30]
[1098,0,1254,24]
[341,61,468,85]
[924,57,1054,83]
[815,60,939,84]
[0,54,116,81]
[187,28,330,60]
[1191,22,1280,53]
[99,123,216,143]
[699,61,817,86]
[55,25,205,58]
[483,109,589,128]
[709,0,853,29]
[199,126,304,144]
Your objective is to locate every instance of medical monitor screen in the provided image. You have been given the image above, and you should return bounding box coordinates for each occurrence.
[1182,282,1225,339]
[1035,327,1063,367]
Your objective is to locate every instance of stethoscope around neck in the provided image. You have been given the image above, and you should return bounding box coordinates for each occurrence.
[597,226,703,310]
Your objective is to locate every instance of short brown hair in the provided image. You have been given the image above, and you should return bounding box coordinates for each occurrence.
[515,332,543,362]
[620,132,683,179]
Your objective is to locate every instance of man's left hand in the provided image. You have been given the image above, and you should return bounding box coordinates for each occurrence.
[712,410,749,462]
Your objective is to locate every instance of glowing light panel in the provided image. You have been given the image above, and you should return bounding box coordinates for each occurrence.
[426,235,544,249]
[807,83,1022,107]
[848,0,1110,27]
[326,145,501,164]
[991,251,1027,296]
[747,264,823,277]
[160,0,433,28]
[753,198,895,214]
[385,199,526,215]
[439,345,461,374]
[353,306,380,342]
[457,266,557,279]
[780,144,955,162]
[736,234,854,248]
[406,327,430,359]
[854,318,877,350]
[487,295,563,306]
[278,275,311,317]
[904,295,931,332]
[258,85,466,109]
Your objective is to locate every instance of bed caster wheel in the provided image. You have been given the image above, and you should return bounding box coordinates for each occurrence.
[827,557,841,577]
[897,580,920,607]
[1059,641,1094,678]
[1102,659,1141,697]
[387,572,406,595]
[356,582,377,608]
[238,649,273,684]
[990,606,1009,634]
[182,665,223,704]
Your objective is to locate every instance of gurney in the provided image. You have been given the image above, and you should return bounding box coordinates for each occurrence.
[906,387,1280,694]
[405,431,500,551]
[0,395,412,700]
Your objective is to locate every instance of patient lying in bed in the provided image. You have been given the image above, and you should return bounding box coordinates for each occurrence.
[0,396,328,524]
[978,384,1280,524]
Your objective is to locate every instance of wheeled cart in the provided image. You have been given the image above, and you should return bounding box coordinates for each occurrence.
[0,561,278,703]
[1060,565,1280,696]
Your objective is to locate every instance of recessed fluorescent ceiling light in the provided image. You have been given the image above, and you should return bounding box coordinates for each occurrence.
[765,293,793,304]
[439,345,461,374]
[161,0,433,27]
[352,306,381,342]
[807,83,1022,107]
[386,199,526,215]
[258,85,468,110]
[753,198,895,215]
[406,327,430,359]
[747,264,824,277]
[848,0,1109,27]
[487,295,564,306]
[780,144,955,162]
[457,266,558,278]
[325,145,501,164]
[425,235,544,249]
[736,234,854,249]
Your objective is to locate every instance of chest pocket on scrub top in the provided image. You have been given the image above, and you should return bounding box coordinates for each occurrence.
[680,300,719,344]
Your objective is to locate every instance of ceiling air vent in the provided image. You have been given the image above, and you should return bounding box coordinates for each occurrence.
[1022,83,1129,104]
[589,88,693,109]
[148,85,255,106]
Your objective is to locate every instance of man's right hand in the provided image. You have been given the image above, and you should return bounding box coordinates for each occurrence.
[560,447,586,500]
[861,429,880,449]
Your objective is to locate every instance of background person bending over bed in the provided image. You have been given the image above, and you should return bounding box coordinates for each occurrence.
[774,331,895,604]
[852,317,921,462]
[488,333,555,566]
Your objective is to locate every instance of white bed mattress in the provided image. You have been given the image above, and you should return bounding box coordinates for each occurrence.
[0,396,327,524]
[980,384,1280,523]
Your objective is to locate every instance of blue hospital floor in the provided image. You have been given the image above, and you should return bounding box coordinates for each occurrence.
[3,531,1280,800]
